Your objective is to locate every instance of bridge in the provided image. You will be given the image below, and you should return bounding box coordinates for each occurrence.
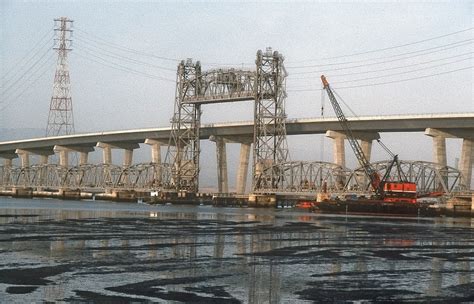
[0,113,472,196]
[0,48,472,202]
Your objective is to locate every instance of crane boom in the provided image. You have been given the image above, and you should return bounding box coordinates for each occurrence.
[321,75,381,193]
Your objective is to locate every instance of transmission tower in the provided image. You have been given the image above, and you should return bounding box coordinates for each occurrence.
[252,48,289,191]
[46,17,74,137]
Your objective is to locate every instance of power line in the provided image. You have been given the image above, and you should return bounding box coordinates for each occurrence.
[1,53,55,101]
[74,28,255,67]
[0,56,55,111]
[74,28,179,63]
[1,47,52,96]
[287,38,473,69]
[287,66,473,92]
[333,56,472,84]
[289,40,473,75]
[1,33,54,87]
[288,52,473,80]
[74,37,176,72]
[1,28,53,81]
[74,50,175,83]
[288,27,474,63]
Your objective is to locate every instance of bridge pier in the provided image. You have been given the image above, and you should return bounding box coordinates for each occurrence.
[425,128,473,188]
[54,146,95,166]
[236,142,251,194]
[460,139,473,188]
[210,136,228,193]
[96,142,140,167]
[210,136,252,194]
[325,130,380,165]
[15,149,54,167]
[326,131,346,168]
[426,132,448,167]
[15,150,30,168]
[145,139,167,186]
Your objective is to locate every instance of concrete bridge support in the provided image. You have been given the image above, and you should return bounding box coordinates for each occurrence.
[15,149,55,167]
[54,146,95,167]
[210,136,252,194]
[325,130,380,166]
[460,139,473,188]
[96,142,140,167]
[123,149,133,167]
[326,131,346,168]
[425,128,473,189]
[3,158,12,168]
[236,142,251,194]
[431,135,447,167]
[210,136,228,193]
[145,139,166,185]
[15,150,30,168]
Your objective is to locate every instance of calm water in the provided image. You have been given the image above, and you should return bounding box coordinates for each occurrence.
[0,197,473,303]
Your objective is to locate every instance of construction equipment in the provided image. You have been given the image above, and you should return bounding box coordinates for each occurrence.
[321,75,417,203]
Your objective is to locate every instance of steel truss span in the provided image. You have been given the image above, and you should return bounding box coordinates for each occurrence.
[183,68,255,105]
[351,160,465,195]
[278,161,352,192]
[0,160,464,195]
[0,163,170,191]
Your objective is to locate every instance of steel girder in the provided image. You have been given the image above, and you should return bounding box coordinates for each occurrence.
[0,163,169,191]
[182,68,255,105]
[277,161,353,192]
[351,160,465,195]
[0,160,465,195]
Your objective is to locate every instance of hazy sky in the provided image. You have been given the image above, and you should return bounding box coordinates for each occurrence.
[0,1,473,188]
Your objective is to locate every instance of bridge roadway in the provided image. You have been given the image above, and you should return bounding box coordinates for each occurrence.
[0,113,473,154]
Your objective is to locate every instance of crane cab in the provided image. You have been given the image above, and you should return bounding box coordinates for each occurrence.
[383,182,417,203]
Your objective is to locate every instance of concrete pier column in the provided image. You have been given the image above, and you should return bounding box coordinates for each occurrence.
[236,142,251,194]
[425,129,447,166]
[79,152,88,165]
[216,138,228,193]
[209,136,229,193]
[123,149,133,167]
[102,145,112,165]
[4,159,12,168]
[15,150,30,168]
[460,139,473,188]
[325,131,346,167]
[54,146,94,167]
[144,139,164,164]
[96,142,139,166]
[433,136,447,166]
[360,140,373,162]
[58,150,69,167]
[39,155,49,165]
[151,144,161,164]
[145,139,166,186]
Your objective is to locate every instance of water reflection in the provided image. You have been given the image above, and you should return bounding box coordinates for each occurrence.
[0,198,473,303]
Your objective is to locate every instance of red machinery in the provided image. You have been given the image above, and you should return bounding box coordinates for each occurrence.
[321,75,417,203]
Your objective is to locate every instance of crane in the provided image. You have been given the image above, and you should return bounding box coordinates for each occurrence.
[321,75,416,203]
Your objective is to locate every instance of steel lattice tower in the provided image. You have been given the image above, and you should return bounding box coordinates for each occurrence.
[46,17,74,137]
[252,48,289,191]
[165,59,202,193]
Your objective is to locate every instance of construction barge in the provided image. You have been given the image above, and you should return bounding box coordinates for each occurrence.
[0,188,473,217]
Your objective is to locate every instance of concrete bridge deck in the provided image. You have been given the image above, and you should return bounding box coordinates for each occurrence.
[0,113,472,154]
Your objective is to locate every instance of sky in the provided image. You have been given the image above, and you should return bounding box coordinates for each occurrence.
[0,1,473,189]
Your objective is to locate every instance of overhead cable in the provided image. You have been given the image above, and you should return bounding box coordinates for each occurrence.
[288,27,474,63]
[287,66,473,92]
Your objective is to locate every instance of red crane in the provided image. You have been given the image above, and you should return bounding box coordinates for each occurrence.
[321,75,417,203]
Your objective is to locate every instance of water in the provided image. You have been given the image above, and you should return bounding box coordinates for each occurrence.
[0,197,473,303]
